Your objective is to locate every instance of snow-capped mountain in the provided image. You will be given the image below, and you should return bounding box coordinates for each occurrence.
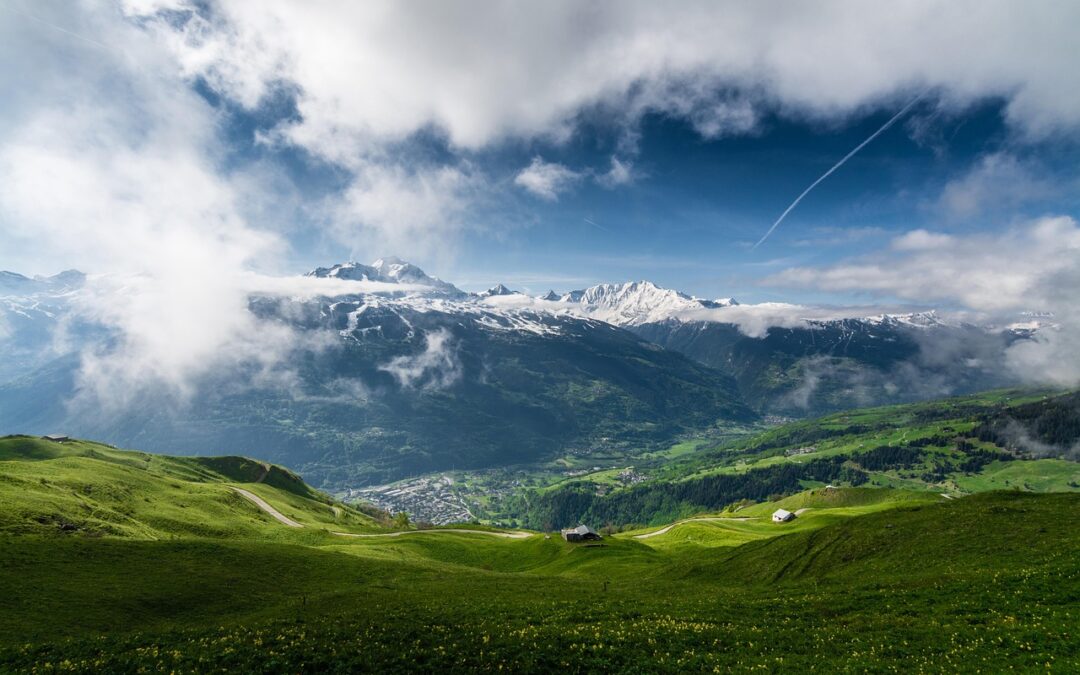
[0,257,1043,464]
[307,257,464,297]
[0,269,84,294]
[0,259,752,487]
[476,284,519,298]
[277,259,1049,411]
[0,269,88,383]
[549,280,738,327]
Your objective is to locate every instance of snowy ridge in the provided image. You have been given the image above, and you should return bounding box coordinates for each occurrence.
[476,284,519,298]
[301,261,1044,337]
[0,259,1047,344]
[0,270,86,323]
[554,280,738,326]
[308,258,464,297]
[330,293,570,338]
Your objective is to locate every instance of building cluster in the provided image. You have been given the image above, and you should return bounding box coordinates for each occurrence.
[347,475,474,525]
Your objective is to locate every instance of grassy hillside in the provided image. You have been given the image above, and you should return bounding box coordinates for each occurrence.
[0,435,382,540]
[506,389,1080,528]
[1,430,1078,672]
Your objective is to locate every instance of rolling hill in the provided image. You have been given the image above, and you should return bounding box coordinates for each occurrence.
[477,389,1080,528]
[0,437,1076,672]
[0,435,385,540]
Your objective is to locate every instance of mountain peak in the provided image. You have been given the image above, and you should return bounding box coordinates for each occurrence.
[307,259,464,297]
[1,269,85,293]
[478,283,517,297]
[372,256,405,266]
[563,280,714,326]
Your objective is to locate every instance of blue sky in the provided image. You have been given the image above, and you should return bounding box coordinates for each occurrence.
[216,88,1078,305]
[1,1,1079,313]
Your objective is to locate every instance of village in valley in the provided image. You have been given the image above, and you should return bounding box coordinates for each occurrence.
[343,475,476,525]
[341,463,653,526]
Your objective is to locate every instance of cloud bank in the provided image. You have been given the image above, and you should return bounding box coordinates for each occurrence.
[3,0,1080,407]
[131,1,1080,148]
[514,157,582,201]
[379,329,462,390]
[125,0,1080,244]
[768,216,1080,384]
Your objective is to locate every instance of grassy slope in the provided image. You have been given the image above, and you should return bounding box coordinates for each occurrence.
[708,491,1080,585]
[621,488,945,551]
[507,389,1080,528]
[1,447,1078,672]
[0,435,380,541]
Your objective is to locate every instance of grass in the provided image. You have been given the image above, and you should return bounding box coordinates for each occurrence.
[1,434,1079,672]
[951,458,1080,492]
[0,435,381,541]
[619,488,944,551]
[500,388,1080,529]
[412,388,1077,527]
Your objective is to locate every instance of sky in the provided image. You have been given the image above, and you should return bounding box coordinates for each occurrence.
[1,0,1079,311]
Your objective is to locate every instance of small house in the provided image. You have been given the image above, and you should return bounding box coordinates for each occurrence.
[772,508,795,523]
[42,434,69,443]
[561,524,601,542]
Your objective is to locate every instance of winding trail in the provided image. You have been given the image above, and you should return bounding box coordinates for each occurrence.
[633,516,754,540]
[231,487,303,528]
[331,528,532,539]
[231,485,531,538]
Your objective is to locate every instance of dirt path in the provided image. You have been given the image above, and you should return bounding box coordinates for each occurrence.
[332,528,532,540]
[633,516,754,540]
[231,487,303,528]
[231,486,530,538]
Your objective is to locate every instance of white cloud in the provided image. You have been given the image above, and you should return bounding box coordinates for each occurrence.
[4,0,1080,402]
[791,226,891,248]
[482,291,931,340]
[514,157,581,201]
[596,156,637,188]
[0,3,393,407]
[379,328,461,390]
[127,1,1080,151]
[0,4,289,403]
[332,163,485,260]
[107,0,1080,263]
[674,303,924,339]
[767,216,1080,384]
[769,217,1080,311]
[242,273,429,299]
[938,153,1057,218]
[891,229,953,251]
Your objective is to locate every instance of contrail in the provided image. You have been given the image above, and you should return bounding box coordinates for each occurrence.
[753,93,924,249]
[583,217,612,233]
[1,3,110,51]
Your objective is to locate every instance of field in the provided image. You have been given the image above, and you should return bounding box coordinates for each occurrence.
[1,434,1078,672]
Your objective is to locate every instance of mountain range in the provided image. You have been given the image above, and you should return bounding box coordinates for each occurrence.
[0,259,1040,487]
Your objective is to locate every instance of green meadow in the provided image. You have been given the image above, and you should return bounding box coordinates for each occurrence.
[1,434,1078,672]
